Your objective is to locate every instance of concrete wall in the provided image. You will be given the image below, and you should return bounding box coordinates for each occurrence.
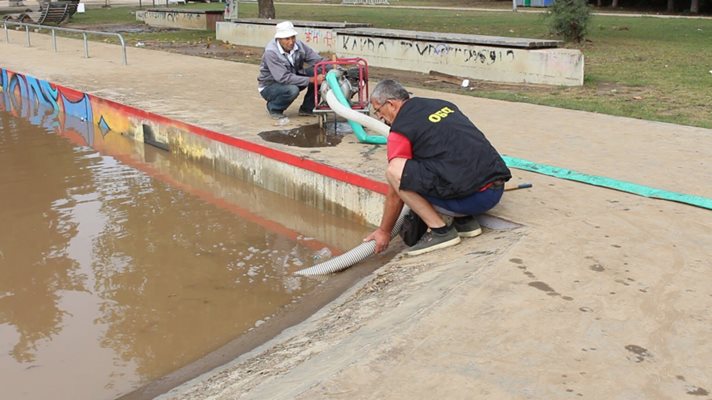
[217,20,584,86]
[217,19,371,53]
[156,127,386,226]
[139,9,224,31]
[336,33,584,86]
[0,67,386,226]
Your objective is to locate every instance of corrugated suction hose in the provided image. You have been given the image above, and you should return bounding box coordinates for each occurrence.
[294,207,409,276]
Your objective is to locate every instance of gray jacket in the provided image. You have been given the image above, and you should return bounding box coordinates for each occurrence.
[257,39,324,89]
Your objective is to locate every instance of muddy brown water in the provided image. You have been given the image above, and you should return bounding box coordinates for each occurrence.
[0,105,377,399]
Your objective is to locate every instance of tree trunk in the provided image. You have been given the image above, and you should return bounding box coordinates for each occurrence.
[667,0,675,12]
[611,0,618,8]
[597,0,602,7]
[258,0,275,19]
[690,0,700,13]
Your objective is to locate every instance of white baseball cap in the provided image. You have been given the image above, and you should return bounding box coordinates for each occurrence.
[274,21,298,39]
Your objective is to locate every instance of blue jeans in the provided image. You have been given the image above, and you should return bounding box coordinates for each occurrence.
[424,186,504,217]
[260,72,317,114]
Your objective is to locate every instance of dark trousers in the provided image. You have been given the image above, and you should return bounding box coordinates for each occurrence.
[424,186,504,217]
[260,71,317,114]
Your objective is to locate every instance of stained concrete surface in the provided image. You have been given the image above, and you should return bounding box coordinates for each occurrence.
[2,31,712,399]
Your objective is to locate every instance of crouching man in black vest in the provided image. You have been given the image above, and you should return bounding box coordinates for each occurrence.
[364,79,511,256]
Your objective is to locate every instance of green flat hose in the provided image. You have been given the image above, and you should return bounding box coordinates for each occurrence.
[502,155,712,210]
[325,70,386,145]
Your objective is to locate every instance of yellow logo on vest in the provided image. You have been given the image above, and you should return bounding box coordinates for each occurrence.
[428,107,454,123]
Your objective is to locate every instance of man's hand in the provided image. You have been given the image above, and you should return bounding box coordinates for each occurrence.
[312,74,325,85]
[364,228,391,254]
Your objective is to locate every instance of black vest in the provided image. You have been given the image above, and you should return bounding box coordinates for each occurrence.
[391,98,511,199]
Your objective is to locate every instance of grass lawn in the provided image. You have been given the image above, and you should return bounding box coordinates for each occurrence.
[68,2,712,129]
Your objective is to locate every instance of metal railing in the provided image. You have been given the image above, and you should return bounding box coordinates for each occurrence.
[2,21,127,65]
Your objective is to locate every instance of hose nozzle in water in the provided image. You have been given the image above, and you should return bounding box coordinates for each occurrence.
[294,207,409,276]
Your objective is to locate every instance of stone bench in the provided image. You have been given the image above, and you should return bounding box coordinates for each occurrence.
[216,19,371,53]
[215,20,584,86]
[137,8,224,31]
[335,28,583,86]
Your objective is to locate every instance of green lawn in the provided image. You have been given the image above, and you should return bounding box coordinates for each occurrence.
[69,2,712,128]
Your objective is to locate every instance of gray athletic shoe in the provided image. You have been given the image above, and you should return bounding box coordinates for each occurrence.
[453,216,482,238]
[269,111,287,120]
[405,225,461,256]
[267,104,286,120]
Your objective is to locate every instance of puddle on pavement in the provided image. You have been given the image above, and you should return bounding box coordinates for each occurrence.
[0,98,373,399]
[259,121,354,148]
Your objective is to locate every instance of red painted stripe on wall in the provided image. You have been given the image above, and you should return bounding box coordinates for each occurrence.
[79,84,389,195]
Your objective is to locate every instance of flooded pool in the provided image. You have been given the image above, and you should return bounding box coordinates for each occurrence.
[0,101,373,399]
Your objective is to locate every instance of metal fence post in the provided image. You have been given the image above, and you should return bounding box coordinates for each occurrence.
[3,21,127,65]
[118,35,127,65]
[83,32,89,58]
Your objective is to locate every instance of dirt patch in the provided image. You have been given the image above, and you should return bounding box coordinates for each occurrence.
[68,22,172,34]
[145,40,265,63]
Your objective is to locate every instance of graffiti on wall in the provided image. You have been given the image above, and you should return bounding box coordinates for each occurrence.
[401,41,516,65]
[0,68,127,147]
[0,67,242,156]
[144,10,206,30]
[339,36,516,66]
[146,10,208,22]
[341,36,387,53]
[303,28,335,49]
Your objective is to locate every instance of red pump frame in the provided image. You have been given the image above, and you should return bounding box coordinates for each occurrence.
[312,58,369,112]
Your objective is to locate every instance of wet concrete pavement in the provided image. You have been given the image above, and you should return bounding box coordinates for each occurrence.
[2,29,712,399]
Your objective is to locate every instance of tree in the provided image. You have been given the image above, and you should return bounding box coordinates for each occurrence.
[691,0,700,13]
[546,0,592,43]
[258,0,276,19]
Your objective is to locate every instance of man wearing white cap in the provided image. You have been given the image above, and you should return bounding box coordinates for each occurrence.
[257,21,326,119]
